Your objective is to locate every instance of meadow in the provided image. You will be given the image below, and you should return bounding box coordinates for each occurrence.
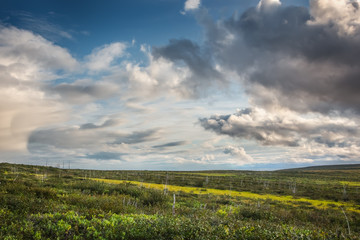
[1,162,360,239]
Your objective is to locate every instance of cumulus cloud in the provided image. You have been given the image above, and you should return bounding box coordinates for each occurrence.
[308,0,360,36]
[223,146,253,162]
[121,46,192,98]
[200,107,360,161]
[200,108,359,147]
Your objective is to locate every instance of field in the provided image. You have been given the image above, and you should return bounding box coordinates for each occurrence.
[1,163,360,239]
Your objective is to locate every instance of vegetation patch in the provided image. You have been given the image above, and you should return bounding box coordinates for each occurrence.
[1,163,359,239]
[92,178,360,213]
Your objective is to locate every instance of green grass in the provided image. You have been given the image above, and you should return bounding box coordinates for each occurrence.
[173,172,237,177]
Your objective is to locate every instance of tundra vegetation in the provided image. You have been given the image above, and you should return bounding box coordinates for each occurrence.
[0,163,360,239]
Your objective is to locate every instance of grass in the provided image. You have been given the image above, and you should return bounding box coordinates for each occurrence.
[173,172,237,177]
[340,181,360,187]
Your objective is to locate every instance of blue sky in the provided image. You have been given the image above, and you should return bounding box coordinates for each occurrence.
[0,0,360,170]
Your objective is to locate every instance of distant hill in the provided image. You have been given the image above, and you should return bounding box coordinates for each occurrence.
[279,164,360,171]
[1,161,360,172]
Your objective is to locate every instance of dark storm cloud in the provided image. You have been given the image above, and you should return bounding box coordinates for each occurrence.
[229,5,360,65]
[152,141,187,149]
[155,1,360,114]
[219,3,360,113]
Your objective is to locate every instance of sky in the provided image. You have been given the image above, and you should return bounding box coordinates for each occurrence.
[0,0,360,170]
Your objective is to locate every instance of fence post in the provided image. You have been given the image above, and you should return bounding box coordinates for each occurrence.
[172,193,176,216]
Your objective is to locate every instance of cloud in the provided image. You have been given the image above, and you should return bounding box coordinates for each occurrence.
[200,107,360,161]
[223,145,254,164]
[85,42,127,72]
[308,0,360,36]
[216,0,360,114]
[48,80,120,104]
[28,126,160,151]
[0,26,79,152]
[154,0,360,114]
[121,47,192,99]
[112,129,160,145]
[149,0,360,163]
[153,39,224,98]
[184,0,201,12]
[152,141,187,149]
[0,26,78,72]
[200,107,359,147]
[2,0,360,168]
[85,152,126,161]
[256,0,281,13]
[5,11,73,42]
[80,119,121,130]
[200,154,215,162]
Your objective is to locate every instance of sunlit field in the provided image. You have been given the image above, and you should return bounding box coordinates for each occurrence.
[1,163,360,239]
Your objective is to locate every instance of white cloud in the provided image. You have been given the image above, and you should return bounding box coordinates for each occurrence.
[85,42,127,72]
[184,0,201,11]
[122,52,191,99]
[256,0,281,12]
[224,146,253,162]
[0,26,78,72]
[308,0,360,36]
[0,26,78,152]
[201,154,215,162]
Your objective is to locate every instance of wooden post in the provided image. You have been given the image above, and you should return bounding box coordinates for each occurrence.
[172,194,176,216]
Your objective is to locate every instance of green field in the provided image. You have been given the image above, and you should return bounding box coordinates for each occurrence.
[1,163,360,239]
